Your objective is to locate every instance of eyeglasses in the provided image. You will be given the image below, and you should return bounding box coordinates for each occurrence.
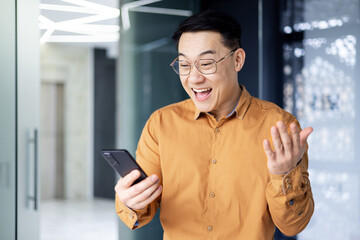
[170,48,238,76]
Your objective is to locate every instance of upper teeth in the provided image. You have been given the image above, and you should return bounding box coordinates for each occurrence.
[193,88,211,93]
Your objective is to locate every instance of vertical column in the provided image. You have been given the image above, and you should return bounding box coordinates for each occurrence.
[93,49,116,199]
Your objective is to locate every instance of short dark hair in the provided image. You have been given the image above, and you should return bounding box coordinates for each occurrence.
[172,9,242,49]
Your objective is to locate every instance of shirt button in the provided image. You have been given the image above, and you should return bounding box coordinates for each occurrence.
[287,184,292,189]
[207,225,213,231]
[211,159,217,164]
[285,177,291,183]
[209,192,215,198]
[214,128,220,133]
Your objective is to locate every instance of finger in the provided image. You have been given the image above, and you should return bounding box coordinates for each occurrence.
[300,127,313,149]
[127,174,159,198]
[271,125,283,152]
[128,181,161,207]
[277,121,292,152]
[120,170,141,189]
[290,122,300,148]
[263,139,275,162]
[114,178,123,192]
[133,185,163,210]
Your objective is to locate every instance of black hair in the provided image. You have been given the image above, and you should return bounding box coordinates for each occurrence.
[172,9,242,49]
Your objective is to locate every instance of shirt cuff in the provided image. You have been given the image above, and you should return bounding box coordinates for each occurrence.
[269,159,310,200]
[115,194,139,229]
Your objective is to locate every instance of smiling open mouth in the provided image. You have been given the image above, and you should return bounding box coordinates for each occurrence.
[192,88,212,101]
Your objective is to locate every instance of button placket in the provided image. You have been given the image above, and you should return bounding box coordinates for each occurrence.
[208,124,220,233]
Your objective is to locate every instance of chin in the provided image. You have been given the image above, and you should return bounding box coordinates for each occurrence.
[194,101,213,113]
[188,92,214,112]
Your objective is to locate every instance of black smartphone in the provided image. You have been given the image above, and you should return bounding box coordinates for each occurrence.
[101,149,148,185]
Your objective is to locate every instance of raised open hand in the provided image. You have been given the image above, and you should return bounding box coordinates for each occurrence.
[263,121,313,175]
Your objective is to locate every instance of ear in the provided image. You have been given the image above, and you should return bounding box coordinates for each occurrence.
[234,48,246,72]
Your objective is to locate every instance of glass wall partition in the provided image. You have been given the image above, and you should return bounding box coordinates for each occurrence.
[281,0,360,239]
[117,1,199,239]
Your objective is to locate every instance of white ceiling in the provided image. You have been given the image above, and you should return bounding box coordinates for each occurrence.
[40,0,119,58]
[39,0,193,58]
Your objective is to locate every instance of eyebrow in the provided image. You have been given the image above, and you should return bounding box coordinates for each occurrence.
[178,49,216,58]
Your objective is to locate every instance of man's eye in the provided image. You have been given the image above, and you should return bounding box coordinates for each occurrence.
[180,64,190,68]
[200,61,214,69]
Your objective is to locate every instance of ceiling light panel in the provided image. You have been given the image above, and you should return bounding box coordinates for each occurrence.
[39,0,193,43]
[39,0,120,43]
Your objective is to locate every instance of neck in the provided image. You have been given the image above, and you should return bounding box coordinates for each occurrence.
[213,85,242,121]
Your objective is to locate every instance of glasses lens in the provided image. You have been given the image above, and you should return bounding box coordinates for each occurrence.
[172,60,191,76]
[171,61,180,74]
[197,59,216,74]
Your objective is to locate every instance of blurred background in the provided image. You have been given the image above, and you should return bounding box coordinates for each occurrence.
[0,0,359,240]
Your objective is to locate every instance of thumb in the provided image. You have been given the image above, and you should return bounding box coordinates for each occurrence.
[299,127,313,149]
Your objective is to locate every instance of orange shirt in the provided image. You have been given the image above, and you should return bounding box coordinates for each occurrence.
[115,85,314,240]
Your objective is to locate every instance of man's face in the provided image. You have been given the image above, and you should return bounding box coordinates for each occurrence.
[177,31,243,118]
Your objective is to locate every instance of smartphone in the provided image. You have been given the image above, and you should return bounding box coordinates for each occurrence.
[101,149,148,185]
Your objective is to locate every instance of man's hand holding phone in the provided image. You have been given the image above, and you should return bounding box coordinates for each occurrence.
[115,170,163,210]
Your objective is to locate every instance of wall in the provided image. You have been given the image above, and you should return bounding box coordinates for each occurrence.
[40,83,65,199]
[40,43,93,200]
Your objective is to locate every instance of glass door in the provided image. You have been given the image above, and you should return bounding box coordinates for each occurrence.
[0,0,16,239]
[17,0,41,238]
[0,0,40,239]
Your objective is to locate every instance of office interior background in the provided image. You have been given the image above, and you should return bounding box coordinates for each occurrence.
[0,0,359,239]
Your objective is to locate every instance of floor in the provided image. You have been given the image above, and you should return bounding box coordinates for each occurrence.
[40,198,118,240]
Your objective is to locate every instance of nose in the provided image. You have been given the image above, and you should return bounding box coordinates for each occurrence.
[187,65,205,84]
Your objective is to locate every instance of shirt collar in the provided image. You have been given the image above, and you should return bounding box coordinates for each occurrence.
[194,84,252,120]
